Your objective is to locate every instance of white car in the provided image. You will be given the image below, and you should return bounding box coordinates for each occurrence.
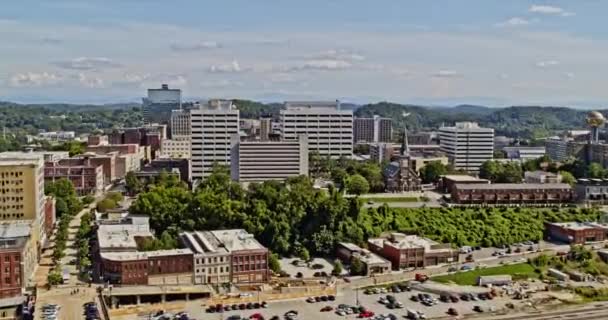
[335,310,346,316]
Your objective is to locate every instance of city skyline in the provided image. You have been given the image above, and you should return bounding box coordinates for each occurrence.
[2,1,608,108]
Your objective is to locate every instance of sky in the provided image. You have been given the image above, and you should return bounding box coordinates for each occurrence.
[1,0,607,107]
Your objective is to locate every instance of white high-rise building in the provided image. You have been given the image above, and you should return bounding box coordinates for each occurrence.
[230,135,308,184]
[280,101,353,158]
[439,122,494,172]
[190,100,239,180]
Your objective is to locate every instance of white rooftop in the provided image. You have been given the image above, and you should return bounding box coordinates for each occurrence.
[442,175,488,182]
[100,248,193,261]
[97,224,153,251]
[0,222,32,239]
[209,229,267,252]
[180,231,230,256]
[369,233,440,251]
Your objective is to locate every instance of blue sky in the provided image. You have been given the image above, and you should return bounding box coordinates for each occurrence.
[1,1,607,107]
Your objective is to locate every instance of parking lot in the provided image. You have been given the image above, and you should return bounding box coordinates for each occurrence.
[182,284,512,320]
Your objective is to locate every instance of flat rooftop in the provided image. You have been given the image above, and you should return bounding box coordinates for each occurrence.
[442,175,488,182]
[0,222,32,239]
[368,233,439,250]
[548,221,608,231]
[101,248,192,261]
[180,231,230,256]
[454,183,571,190]
[97,224,153,251]
[209,229,267,252]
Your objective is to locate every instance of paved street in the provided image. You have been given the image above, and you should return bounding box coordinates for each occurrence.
[34,201,102,320]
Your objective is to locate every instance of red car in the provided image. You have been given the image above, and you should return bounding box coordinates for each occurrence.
[320,306,333,312]
[250,313,264,319]
[359,311,374,318]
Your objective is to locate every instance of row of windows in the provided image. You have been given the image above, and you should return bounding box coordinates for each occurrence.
[0,180,23,186]
[234,263,266,272]
[0,196,25,202]
[0,172,24,178]
[197,266,229,274]
[0,213,25,219]
[0,205,24,210]
[0,189,24,195]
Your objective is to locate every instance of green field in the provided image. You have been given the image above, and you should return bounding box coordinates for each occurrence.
[432,263,538,286]
[366,197,420,203]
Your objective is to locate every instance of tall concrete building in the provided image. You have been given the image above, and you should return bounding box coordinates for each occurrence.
[439,122,494,172]
[354,116,392,143]
[190,100,240,180]
[143,84,182,138]
[279,101,353,158]
[259,118,272,141]
[231,135,308,184]
[0,153,46,247]
[171,109,191,137]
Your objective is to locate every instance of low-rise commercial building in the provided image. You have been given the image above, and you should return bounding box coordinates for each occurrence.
[451,183,573,205]
[179,231,231,285]
[477,275,512,287]
[336,242,391,276]
[210,229,269,283]
[440,175,490,193]
[545,222,608,244]
[141,158,191,184]
[0,223,38,299]
[524,171,562,184]
[368,233,458,270]
[44,160,104,196]
[503,147,546,161]
[161,137,191,159]
[575,178,608,203]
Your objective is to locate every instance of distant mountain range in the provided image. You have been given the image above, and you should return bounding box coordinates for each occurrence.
[1,100,600,139]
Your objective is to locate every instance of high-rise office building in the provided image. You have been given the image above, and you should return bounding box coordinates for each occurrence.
[190,100,240,180]
[231,135,308,184]
[142,84,182,136]
[0,153,46,245]
[279,101,353,158]
[259,118,272,141]
[171,109,191,137]
[354,116,392,143]
[439,122,494,172]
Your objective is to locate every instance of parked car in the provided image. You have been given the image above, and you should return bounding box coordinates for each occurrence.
[321,306,333,312]
[447,308,459,316]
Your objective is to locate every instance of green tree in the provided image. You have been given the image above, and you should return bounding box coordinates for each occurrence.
[499,162,523,183]
[269,253,282,274]
[346,174,370,195]
[559,171,576,186]
[82,195,95,205]
[588,162,606,178]
[332,260,344,276]
[47,271,63,286]
[479,160,502,182]
[419,161,448,183]
[350,258,365,276]
[96,198,117,212]
[125,171,143,195]
[331,168,349,191]
[106,192,124,203]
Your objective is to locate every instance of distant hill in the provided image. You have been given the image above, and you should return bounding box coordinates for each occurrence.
[1,99,602,139]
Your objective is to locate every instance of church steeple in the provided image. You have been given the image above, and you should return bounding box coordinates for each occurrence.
[400,112,411,157]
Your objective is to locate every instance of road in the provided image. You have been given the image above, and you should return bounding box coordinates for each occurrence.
[479,302,608,320]
[34,197,105,320]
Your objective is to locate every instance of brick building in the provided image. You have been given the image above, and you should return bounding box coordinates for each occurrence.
[44,160,104,196]
[545,222,608,244]
[209,229,269,283]
[451,183,574,205]
[336,242,391,276]
[368,233,458,270]
[144,158,191,183]
[0,223,38,299]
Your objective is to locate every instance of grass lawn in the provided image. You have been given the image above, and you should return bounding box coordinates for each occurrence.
[432,263,538,286]
[366,197,421,203]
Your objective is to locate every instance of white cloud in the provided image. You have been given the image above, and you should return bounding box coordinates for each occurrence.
[499,73,509,79]
[40,36,63,45]
[123,73,150,83]
[54,57,121,70]
[208,60,243,73]
[529,5,574,17]
[200,79,244,88]
[309,49,365,62]
[78,73,104,88]
[9,72,62,87]
[431,70,462,78]
[170,41,220,51]
[163,75,188,87]
[564,72,575,79]
[289,59,353,71]
[495,17,530,27]
[536,60,560,68]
